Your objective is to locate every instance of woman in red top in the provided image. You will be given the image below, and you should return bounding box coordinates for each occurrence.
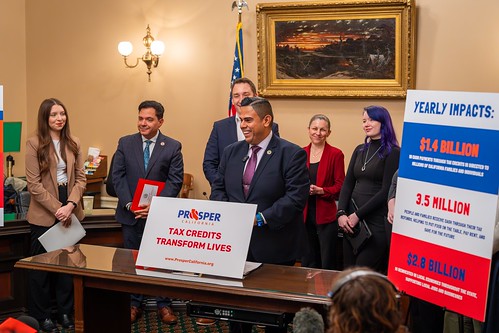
[302,114,345,269]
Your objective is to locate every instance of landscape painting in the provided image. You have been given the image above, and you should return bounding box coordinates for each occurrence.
[275,18,396,80]
[256,0,416,98]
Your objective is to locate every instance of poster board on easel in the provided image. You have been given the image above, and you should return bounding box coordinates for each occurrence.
[388,89,499,321]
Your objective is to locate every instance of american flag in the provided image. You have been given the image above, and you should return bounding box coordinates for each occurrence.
[228,21,244,117]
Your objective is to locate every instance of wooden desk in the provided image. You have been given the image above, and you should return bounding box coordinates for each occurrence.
[0,212,122,319]
[15,244,337,333]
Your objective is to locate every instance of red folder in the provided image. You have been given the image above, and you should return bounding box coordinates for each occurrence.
[131,178,165,211]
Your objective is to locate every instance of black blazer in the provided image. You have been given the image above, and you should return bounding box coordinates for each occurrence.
[210,135,309,263]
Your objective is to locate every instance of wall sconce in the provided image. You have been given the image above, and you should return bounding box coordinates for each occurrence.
[118,25,165,82]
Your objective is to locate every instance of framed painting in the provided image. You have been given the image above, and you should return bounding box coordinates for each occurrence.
[256,0,416,98]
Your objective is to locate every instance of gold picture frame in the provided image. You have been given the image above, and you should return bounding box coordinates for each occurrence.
[256,0,416,98]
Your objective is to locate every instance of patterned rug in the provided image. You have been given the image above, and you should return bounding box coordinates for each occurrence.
[132,299,295,333]
[50,304,275,333]
[48,309,260,333]
[41,311,230,333]
[132,309,232,333]
[130,300,285,333]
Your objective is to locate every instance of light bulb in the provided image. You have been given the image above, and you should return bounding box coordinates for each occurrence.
[151,41,165,56]
[118,41,133,56]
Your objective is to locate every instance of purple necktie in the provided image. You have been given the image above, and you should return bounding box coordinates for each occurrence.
[242,146,261,197]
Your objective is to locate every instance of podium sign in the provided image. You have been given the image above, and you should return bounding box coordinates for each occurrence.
[388,90,499,321]
[136,197,257,279]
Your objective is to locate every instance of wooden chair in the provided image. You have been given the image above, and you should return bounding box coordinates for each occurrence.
[180,173,194,198]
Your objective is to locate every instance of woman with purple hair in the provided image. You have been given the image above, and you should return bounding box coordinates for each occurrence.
[336,105,400,273]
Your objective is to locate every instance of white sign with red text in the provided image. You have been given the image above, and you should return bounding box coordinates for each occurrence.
[136,197,257,279]
[388,90,499,321]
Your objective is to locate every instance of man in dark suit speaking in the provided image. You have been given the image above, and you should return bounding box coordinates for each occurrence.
[202,78,279,187]
[112,100,183,325]
[210,97,309,333]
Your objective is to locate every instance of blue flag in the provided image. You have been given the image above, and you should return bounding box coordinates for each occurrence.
[228,21,244,117]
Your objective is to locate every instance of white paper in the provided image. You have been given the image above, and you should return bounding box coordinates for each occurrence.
[139,184,159,207]
[243,261,262,276]
[38,214,86,252]
[87,147,100,159]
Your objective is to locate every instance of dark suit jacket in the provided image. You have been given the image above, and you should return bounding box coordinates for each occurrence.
[210,135,309,264]
[203,116,280,186]
[112,131,184,226]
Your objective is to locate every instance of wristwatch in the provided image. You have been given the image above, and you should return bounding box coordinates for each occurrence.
[255,212,265,227]
[336,210,347,219]
[67,200,77,208]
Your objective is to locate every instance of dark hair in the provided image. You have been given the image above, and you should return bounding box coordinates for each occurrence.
[240,97,274,125]
[363,105,399,156]
[138,100,164,120]
[293,307,324,333]
[231,77,257,95]
[328,267,403,333]
[36,98,78,174]
[308,114,331,130]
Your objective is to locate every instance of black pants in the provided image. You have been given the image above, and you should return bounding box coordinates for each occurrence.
[122,219,170,308]
[302,220,340,270]
[342,218,389,274]
[28,185,74,321]
[409,297,444,333]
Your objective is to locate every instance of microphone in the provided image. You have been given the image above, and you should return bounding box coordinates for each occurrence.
[202,191,209,200]
[292,307,324,333]
[242,156,249,163]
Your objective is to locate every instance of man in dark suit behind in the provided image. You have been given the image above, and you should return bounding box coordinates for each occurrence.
[202,77,279,187]
[210,97,309,333]
[112,100,183,325]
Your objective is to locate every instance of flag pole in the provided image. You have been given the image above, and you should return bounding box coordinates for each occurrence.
[228,1,249,117]
[232,0,248,23]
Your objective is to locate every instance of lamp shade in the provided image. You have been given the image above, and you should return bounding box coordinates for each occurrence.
[118,41,133,56]
[3,122,22,153]
[151,41,165,55]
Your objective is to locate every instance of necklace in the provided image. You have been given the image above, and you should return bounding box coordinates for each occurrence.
[362,144,382,171]
[311,148,324,158]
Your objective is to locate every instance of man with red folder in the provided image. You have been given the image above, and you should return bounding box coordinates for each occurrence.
[112,100,184,325]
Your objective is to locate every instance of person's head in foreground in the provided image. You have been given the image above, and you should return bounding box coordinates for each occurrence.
[293,307,324,333]
[327,267,405,333]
